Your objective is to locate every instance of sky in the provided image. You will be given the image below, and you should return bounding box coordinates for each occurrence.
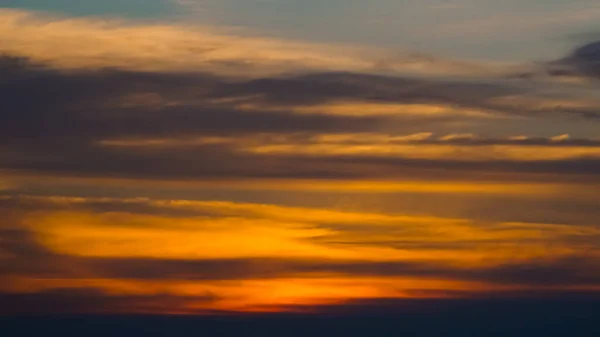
[1,0,600,332]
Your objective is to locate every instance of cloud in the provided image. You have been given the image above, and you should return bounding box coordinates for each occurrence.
[4,220,600,289]
[0,287,218,315]
[240,135,600,161]
[80,254,600,288]
[544,39,600,83]
[4,194,600,267]
[1,6,599,318]
[0,9,363,76]
[0,8,512,78]
[0,58,384,144]
[1,55,599,185]
[2,194,600,314]
[555,40,600,79]
[294,293,600,320]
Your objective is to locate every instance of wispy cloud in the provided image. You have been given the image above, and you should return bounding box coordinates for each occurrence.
[0,9,520,78]
[2,194,599,313]
[1,7,600,316]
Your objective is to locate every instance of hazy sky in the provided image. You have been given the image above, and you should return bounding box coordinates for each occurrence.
[5,0,600,60]
[1,0,600,321]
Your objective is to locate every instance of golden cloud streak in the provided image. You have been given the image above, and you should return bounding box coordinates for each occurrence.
[248,143,600,161]
[0,9,366,76]
[0,9,517,77]
[4,194,600,313]
[17,196,598,264]
[98,132,600,161]
[3,275,515,313]
[1,169,569,196]
[236,101,502,118]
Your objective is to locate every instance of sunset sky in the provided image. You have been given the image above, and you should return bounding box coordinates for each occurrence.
[1,0,600,329]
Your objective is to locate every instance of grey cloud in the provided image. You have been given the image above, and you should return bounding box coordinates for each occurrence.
[0,227,82,278]
[294,294,600,319]
[2,55,600,184]
[319,155,600,183]
[0,57,381,145]
[0,288,218,315]
[213,71,517,106]
[54,256,600,287]
[514,40,600,83]
[5,138,600,184]
[557,40,600,79]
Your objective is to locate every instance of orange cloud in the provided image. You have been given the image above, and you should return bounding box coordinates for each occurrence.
[19,196,599,265]
[0,9,516,78]
[236,101,502,118]
[3,194,600,314]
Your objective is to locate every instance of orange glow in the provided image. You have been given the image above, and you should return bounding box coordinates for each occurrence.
[2,4,600,318]
[3,191,600,314]
[2,170,569,196]
[0,275,523,313]
[5,273,599,314]
[22,198,598,264]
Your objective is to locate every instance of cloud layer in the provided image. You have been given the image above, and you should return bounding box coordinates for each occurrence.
[1,195,599,313]
[1,8,599,315]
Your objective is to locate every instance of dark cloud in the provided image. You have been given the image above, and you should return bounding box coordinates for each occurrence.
[213,71,518,107]
[84,256,600,287]
[1,55,600,184]
[0,227,83,277]
[0,56,382,145]
[556,40,600,79]
[279,154,599,185]
[5,142,600,184]
[0,288,218,315]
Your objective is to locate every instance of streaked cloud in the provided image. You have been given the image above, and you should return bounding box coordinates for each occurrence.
[2,194,600,313]
[1,6,600,316]
[2,50,599,187]
[0,9,526,78]
[551,40,600,80]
